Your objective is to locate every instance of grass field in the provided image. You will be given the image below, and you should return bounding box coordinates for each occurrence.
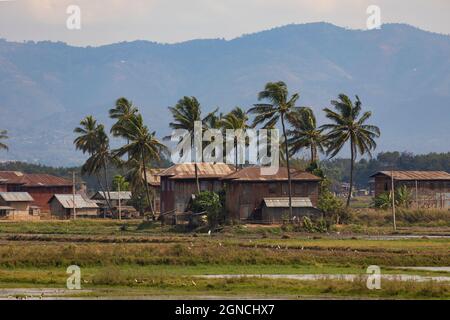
[0,219,449,299]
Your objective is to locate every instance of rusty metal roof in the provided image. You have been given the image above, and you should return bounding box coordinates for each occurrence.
[0,171,25,184]
[263,197,314,208]
[159,163,235,180]
[50,194,98,209]
[0,171,72,186]
[0,192,34,202]
[143,169,163,186]
[222,167,321,182]
[91,191,132,201]
[370,171,450,181]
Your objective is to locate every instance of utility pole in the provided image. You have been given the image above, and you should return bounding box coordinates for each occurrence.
[391,170,396,231]
[118,183,122,221]
[72,171,77,220]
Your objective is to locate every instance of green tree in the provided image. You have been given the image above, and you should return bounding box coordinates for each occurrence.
[0,130,8,152]
[287,107,326,165]
[109,97,139,160]
[321,94,380,207]
[114,114,166,216]
[112,175,130,191]
[248,81,301,219]
[220,107,249,170]
[191,191,222,228]
[167,96,217,193]
[74,116,114,213]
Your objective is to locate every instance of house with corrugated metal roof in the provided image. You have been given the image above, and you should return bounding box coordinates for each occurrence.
[0,171,72,212]
[158,163,235,214]
[221,167,321,222]
[370,171,450,208]
[261,197,322,223]
[48,194,99,219]
[0,192,39,220]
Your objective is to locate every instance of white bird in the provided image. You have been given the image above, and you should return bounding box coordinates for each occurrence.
[208,230,211,236]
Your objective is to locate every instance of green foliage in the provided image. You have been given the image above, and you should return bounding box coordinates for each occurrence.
[318,188,345,221]
[191,191,223,227]
[373,186,413,209]
[112,175,130,191]
[373,192,392,209]
[302,216,328,233]
[129,187,149,215]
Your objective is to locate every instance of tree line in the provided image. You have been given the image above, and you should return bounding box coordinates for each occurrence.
[71,81,380,216]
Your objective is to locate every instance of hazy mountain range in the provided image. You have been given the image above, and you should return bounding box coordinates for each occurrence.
[0,22,449,166]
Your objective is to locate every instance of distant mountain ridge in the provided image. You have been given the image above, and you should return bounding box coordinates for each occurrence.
[0,23,449,166]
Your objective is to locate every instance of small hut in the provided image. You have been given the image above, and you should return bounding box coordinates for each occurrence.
[48,194,99,219]
[0,192,38,220]
[261,197,322,223]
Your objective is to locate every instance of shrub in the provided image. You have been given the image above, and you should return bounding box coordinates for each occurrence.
[318,188,348,224]
[191,191,222,227]
[302,216,328,233]
[372,186,413,209]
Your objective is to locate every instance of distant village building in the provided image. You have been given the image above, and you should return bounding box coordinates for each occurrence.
[0,192,39,220]
[91,191,132,207]
[91,191,135,217]
[159,163,235,214]
[261,197,322,223]
[221,167,321,222]
[48,194,99,219]
[370,171,450,208]
[0,171,72,212]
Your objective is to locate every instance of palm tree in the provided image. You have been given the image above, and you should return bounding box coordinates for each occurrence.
[74,116,114,214]
[248,81,301,219]
[114,114,167,216]
[220,107,249,170]
[109,98,139,137]
[0,130,8,152]
[287,107,326,165]
[167,96,217,193]
[321,94,380,207]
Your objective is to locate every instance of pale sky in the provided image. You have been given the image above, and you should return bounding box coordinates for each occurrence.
[0,0,449,46]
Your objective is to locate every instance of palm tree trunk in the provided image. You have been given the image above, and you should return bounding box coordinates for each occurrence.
[95,173,108,218]
[310,145,316,165]
[194,163,200,193]
[141,150,155,216]
[347,143,355,207]
[103,160,114,216]
[281,114,293,219]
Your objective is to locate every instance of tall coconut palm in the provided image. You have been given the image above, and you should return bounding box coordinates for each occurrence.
[74,116,114,214]
[321,94,380,207]
[287,107,326,165]
[248,81,301,219]
[109,97,139,137]
[0,130,8,152]
[220,107,249,170]
[167,96,217,193]
[114,114,167,216]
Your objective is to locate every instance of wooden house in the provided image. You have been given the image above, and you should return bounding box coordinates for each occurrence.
[48,194,99,219]
[0,171,72,212]
[221,167,321,222]
[370,171,450,208]
[159,163,235,214]
[0,192,39,220]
